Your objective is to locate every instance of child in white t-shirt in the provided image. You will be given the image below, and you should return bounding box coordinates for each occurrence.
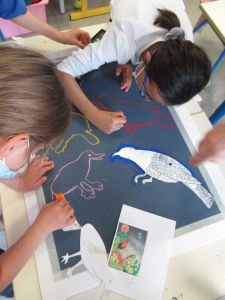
[57,0,211,134]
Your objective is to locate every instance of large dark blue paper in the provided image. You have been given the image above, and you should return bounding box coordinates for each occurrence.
[43,63,220,271]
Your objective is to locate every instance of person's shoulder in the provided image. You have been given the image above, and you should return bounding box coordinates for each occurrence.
[0,0,27,20]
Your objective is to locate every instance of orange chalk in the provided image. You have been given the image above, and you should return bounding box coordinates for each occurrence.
[56,193,64,201]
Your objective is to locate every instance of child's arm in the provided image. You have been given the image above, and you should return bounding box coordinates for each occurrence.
[0,155,54,193]
[12,10,90,48]
[57,71,126,134]
[57,24,132,78]
[0,198,75,292]
[57,35,114,78]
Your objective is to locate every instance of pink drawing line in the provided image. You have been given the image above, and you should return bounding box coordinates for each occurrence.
[92,94,174,134]
[51,150,105,201]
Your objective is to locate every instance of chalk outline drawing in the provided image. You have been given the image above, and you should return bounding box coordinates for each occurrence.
[51,112,99,154]
[92,94,174,134]
[51,150,105,200]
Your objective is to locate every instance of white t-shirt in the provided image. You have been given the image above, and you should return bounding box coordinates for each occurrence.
[57,0,193,77]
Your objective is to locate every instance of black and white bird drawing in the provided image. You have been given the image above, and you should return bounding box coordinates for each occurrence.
[112,145,214,208]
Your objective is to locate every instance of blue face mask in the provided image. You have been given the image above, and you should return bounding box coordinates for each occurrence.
[0,157,29,179]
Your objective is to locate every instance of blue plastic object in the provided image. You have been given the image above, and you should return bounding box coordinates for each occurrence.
[210,100,225,125]
[193,18,208,34]
[0,30,6,42]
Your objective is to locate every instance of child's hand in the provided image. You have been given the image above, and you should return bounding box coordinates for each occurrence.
[116,62,133,92]
[20,155,54,192]
[35,198,75,235]
[60,28,91,48]
[92,109,127,134]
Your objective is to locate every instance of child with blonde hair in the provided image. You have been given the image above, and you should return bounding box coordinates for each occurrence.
[0,47,75,297]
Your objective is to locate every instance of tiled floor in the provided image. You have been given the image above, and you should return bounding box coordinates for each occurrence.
[184,0,225,124]
[46,0,110,30]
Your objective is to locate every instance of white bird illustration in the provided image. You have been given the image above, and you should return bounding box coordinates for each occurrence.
[61,223,112,290]
[112,146,214,208]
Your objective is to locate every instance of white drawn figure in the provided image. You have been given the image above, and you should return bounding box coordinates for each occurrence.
[61,223,113,291]
[51,150,105,200]
[62,219,81,232]
[112,146,214,208]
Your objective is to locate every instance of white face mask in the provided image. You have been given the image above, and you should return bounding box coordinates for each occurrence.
[0,140,35,179]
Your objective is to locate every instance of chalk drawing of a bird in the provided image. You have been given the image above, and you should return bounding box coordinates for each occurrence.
[112,145,214,208]
[51,150,105,200]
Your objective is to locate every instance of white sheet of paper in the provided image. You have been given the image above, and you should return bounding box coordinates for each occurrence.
[80,224,113,288]
[108,205,176,300]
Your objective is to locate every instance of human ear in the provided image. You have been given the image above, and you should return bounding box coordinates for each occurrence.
[0,134,29,158]
[143,51,151,64]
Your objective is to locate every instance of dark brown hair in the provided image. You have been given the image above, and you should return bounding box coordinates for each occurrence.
[0,46,71,152]
[147,9,211,105]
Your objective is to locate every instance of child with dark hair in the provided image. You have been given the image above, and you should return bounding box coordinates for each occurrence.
[57,0,211,134]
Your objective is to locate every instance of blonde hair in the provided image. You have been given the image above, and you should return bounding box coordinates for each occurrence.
[0,46,71,152]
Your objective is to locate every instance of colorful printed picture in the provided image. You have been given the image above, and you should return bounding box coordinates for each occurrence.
[108,222,147,276]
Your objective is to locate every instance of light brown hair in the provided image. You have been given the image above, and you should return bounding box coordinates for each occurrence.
[0,46,71,152]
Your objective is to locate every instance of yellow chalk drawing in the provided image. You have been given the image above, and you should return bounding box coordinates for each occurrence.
[51,112,99,154]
